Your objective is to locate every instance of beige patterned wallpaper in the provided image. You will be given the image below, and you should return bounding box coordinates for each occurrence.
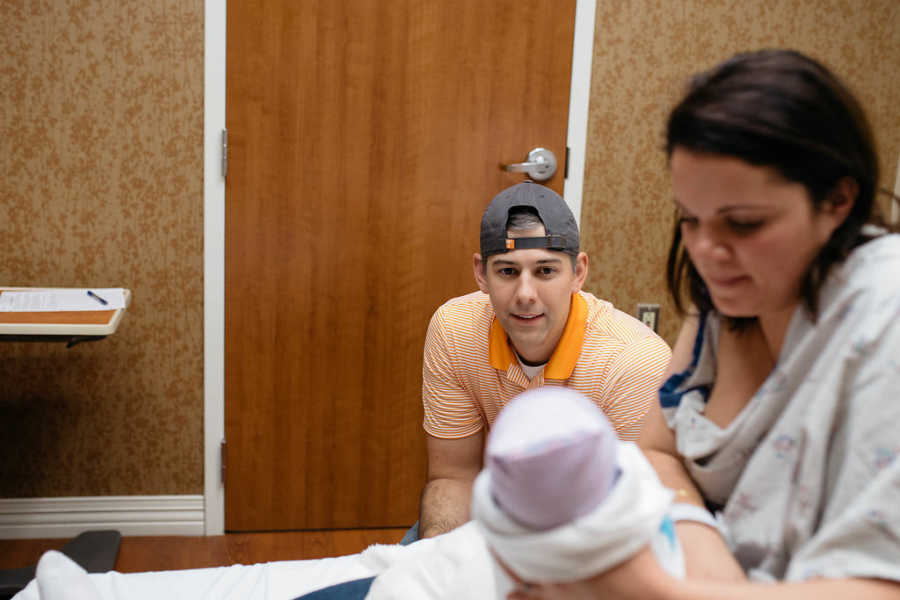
[1,1,897,499]
[0,1,204,496]
[582,0,900,345]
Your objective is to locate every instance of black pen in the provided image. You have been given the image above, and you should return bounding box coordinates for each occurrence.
[87,290,109,306]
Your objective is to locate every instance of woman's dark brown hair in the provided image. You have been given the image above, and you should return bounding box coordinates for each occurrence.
[665,49,894,322]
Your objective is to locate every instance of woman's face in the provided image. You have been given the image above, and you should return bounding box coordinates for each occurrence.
[670,148,845,322]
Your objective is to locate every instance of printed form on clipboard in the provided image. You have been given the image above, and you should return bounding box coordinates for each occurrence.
[0,288,128,312]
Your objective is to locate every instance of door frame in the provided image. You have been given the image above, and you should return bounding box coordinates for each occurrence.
[201,0,597,535]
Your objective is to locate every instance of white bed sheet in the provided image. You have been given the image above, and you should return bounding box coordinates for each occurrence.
[15,553,378,600]
[13,523,498,600]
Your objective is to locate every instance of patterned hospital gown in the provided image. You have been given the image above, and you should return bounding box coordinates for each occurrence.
[659,234,900,582]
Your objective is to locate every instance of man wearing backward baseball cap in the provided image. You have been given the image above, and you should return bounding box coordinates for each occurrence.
[416,181,672,540]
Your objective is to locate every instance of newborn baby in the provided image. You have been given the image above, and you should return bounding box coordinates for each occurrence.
[471,387,685,596]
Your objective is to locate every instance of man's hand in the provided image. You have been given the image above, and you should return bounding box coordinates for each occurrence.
[419,431,484,539]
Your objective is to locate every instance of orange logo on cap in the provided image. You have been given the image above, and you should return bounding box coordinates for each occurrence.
[505,239,515,249]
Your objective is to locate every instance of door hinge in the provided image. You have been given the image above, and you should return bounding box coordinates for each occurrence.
[220,439,227,486]
[564,146,570,179]
[221,128,228,178]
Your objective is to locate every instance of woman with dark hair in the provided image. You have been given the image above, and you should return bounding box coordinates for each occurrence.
[497,49,900,600]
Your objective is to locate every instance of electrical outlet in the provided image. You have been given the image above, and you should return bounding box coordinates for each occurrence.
[637,303,660,333]
[892,152,900,225]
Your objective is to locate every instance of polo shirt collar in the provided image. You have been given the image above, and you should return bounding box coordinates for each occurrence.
[489,293,587,380]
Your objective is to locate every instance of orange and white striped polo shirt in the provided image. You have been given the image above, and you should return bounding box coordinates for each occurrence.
[422,290,671,441]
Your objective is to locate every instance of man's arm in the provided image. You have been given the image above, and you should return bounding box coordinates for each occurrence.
[418,430,484,538]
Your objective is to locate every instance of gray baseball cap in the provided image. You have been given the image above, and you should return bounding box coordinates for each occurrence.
[480,182,579,259]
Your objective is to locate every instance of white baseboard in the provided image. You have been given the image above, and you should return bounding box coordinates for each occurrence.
[0,495,204,539]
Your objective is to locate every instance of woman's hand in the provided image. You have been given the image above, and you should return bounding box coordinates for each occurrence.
[503,545,900,600]
[498,545,681,600]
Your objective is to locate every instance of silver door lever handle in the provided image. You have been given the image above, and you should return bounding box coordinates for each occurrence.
[501,147,557,181]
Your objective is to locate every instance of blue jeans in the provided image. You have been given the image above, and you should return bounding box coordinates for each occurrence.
[292,523,419,600]
[292,577,375,600]
[399,521,419,545]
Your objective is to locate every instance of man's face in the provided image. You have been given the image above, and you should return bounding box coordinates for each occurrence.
[474,225,588,365]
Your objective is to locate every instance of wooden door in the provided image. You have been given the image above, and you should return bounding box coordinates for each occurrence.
[225,0,576,531]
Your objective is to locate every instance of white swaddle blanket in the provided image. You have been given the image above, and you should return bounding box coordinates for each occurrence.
[471,387,682,588]
[472,441,678,583]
